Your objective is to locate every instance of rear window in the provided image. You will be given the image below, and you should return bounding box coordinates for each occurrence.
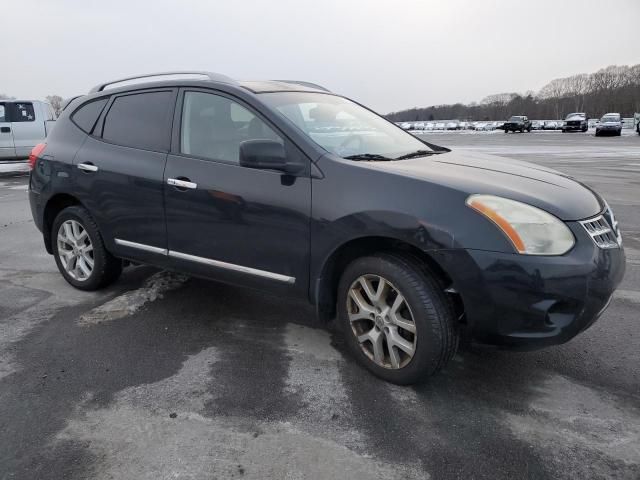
[71,98,109,133]
[101,91,174,151]
[10,103,35,122]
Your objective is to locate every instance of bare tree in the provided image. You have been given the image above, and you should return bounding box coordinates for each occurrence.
[46,95,64,117]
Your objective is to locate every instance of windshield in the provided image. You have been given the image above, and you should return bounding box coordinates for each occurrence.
[509,116,524,121]
[601,115,620,122]
[260,92,433,159]
[566,113,585,120]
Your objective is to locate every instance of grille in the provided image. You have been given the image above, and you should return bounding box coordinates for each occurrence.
[580,214,620,249]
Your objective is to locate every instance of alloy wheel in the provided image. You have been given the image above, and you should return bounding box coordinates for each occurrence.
[57,219,94,281]
[346,274,417,369]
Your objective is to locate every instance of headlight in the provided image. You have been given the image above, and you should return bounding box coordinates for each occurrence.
[466,194,575,255]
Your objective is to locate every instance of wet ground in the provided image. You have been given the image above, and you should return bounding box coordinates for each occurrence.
[1,131,639,479]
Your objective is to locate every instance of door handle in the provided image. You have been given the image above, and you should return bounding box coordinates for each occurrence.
[167,178,197,190]
[77,162,98,172]
[0,127,10,133]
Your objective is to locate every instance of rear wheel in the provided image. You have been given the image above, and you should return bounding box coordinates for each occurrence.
[52,206,122,290]
[337,254,458,384]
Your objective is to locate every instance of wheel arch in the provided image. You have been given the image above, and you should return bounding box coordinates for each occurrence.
[43,193,84,254]
[314,236,462,322]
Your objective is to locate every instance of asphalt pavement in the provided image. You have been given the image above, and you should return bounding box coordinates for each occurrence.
[1,131,639,479]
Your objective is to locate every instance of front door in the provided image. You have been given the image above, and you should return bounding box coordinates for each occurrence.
[164,89,311,297]
[0,102,16,159]
[73,89,177,263]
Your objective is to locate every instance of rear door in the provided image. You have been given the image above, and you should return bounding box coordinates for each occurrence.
[72,89,177,263]
[0,102,15,159]
[9,102,46,157]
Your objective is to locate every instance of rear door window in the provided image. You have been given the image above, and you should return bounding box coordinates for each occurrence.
[0,104,6,122]
[102,91,174,151]
[10,102,35,122]
[72,98,109,134]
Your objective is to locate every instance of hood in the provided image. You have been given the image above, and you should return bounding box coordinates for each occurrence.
[362,150,603,221]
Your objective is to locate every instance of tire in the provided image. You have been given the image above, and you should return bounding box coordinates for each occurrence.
[337,253,458,385]
[52,206,122,291]
[617,130,622,136]
[595,130,600,137]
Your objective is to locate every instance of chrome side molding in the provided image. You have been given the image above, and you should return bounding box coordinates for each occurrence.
[113,238,295,284]
[169,250,295,284]
[114,238,168,255]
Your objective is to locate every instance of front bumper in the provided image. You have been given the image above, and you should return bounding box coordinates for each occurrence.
[564,124,585,131]
[431,222,626,349]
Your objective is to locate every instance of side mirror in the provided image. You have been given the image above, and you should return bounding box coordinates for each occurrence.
[239,140,303,174]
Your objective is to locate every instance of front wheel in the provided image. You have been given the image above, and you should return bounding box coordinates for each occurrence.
[52,206,122,291]
[337,254,458,384]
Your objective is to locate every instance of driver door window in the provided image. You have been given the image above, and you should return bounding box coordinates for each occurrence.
[180,92,281,164]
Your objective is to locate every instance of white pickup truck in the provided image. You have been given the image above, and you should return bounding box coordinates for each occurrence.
[0,100,56,160]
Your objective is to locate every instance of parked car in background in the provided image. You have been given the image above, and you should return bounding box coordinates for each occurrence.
[476,122,494,131]
[562,113,588,133]
[531,120,543,130]
[543,120,558,130]
[0,100,56,160]
[493,121,505,130]
[400,122,412,130]
[28,71,625,385]
[504,116,532,133]
[424,122,434,131]
[434,122,446,130]
[446,121,459,130]
[595,113,622,136]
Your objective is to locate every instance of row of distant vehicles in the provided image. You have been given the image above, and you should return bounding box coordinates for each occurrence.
[398,112,638,136]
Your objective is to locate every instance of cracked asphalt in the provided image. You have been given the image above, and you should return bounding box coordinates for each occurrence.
[1,131,639,479]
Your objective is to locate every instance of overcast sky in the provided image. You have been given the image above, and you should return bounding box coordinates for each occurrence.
[4,0,639,113]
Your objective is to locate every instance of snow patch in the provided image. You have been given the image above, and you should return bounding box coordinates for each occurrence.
[506,374,640,473]
[56,346,424,480]
[79,271,188,325]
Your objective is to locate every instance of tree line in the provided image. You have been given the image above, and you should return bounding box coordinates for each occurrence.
[386,64,640,122]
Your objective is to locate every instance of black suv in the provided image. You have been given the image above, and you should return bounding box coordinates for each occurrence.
[562,113,588,133]
[503,116,532,133]
[28,72,626,384]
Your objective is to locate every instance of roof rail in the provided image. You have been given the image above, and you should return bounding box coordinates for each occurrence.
[89,71,236,93]
[273,80,331,93]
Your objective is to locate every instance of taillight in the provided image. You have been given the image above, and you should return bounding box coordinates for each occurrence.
[29,143,47,170]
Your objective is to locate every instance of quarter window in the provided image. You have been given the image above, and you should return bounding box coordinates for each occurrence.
[180,91,281,164]
[11,102,35,122]
[102,91,173,151]
[72,98,109,134]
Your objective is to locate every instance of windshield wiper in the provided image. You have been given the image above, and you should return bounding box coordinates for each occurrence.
[343,153,394,161]
[395,149,440,160]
